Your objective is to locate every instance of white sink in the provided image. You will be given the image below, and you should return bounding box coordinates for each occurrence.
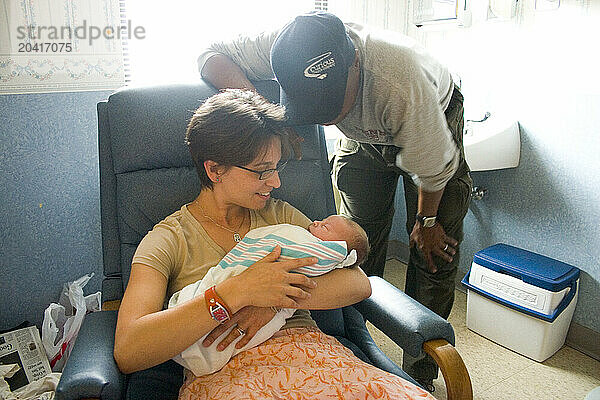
[463,116,521,172]
[324,118,521,172]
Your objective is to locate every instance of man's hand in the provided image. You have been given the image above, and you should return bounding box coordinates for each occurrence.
[202,306,277,351]
[409,222,457,273]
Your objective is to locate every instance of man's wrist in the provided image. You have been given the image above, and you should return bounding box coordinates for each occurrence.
[417,187,444,222]
[416,213,437,228]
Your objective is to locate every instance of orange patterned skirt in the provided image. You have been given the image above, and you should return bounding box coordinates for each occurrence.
[179,327,434,400]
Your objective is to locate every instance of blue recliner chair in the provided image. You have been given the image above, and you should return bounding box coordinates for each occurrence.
[55,81,472,400]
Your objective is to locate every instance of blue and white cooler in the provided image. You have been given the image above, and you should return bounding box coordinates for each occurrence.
[462,243,580,362]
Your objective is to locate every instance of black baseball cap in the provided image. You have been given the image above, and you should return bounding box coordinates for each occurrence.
[270,12,356,125]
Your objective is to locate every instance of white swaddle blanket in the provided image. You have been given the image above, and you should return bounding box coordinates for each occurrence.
[168,224,357,376]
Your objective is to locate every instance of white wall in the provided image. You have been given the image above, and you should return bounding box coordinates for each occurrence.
[422,0,600,332]
[331,0,600,333]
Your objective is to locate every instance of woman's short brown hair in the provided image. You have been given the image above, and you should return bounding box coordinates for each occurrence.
[185,89,290,189]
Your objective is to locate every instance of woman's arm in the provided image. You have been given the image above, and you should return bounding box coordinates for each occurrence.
[114,248,318,374]
[295,266,372,310]
[114,264,221,374]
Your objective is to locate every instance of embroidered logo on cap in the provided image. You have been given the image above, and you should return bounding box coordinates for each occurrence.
[304,52,336,80]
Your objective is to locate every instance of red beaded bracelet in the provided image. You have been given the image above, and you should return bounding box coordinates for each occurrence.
[205,285,231,324]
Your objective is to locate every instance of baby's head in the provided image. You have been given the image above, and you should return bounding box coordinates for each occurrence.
[308,215,369,267]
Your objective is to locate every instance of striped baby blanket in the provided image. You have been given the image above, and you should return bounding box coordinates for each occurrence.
[217,223,356,276]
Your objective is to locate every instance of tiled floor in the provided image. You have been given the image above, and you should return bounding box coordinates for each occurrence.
[368,258,600,400]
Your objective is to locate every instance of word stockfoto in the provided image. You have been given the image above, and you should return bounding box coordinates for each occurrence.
[16,20,145,45]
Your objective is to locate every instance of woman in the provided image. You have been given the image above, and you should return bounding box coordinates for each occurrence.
[114,89,434,399]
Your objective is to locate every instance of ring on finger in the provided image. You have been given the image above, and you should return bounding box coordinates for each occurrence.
[443,244,449,252]
[236,327,246,336]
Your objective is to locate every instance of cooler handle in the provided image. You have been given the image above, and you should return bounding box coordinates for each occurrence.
[551,278,578,320]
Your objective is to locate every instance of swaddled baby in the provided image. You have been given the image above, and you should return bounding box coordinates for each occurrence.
[168,215,369,376]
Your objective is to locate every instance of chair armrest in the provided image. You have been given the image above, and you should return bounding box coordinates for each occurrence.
[355,277,473,400]
[56,310,125,400]
[424,339,473,400]
[354,276,455,358]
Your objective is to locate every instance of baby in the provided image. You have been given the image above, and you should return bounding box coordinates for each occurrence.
[168,215,369,376]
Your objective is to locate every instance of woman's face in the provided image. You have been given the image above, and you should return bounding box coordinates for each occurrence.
[219,137,283,210]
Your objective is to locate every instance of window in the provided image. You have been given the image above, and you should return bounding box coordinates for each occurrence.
[122,1,316,84]
[413,0,458,25]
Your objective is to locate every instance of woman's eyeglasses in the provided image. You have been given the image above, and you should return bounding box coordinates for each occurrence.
[235,159,289,180]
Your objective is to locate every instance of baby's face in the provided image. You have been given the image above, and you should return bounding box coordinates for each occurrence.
[308,215,350,242]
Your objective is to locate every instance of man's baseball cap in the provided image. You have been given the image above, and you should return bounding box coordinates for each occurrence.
[270,12,356,125]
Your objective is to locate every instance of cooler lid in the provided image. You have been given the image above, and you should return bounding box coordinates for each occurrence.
[473,243,580,292]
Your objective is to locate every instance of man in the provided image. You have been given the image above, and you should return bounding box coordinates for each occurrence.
[198,11,472,391]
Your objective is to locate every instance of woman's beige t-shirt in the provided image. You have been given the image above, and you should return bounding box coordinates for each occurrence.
[132,198,316,329]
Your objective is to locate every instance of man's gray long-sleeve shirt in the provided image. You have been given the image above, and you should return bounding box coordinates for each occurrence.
[198,23,459,192]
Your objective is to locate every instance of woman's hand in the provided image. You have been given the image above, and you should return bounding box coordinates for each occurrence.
[202,306,276,351]
[220,246,318,311]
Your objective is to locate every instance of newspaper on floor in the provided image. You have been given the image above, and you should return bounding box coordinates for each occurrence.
[0,326,51,392]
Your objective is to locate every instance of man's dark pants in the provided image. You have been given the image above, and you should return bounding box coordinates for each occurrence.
[331,87,472,381]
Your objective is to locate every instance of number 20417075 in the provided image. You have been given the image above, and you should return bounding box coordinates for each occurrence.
[18,42,73,52]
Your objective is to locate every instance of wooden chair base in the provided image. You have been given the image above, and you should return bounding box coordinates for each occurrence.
[424,339,473,400]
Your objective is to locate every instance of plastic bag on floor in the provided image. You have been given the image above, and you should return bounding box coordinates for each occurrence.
[41,273,101,371]
[0,364,60,400]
